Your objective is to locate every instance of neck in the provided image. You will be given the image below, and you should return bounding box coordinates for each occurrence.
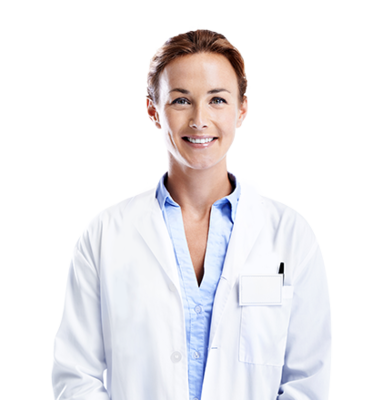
[166,157,233,215]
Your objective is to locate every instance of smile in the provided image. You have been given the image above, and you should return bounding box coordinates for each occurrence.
[184,137,215,144]
[182,136,218,149]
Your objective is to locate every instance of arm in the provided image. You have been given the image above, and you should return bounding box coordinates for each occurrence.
[52,233,110,400]
[278,243,331,399]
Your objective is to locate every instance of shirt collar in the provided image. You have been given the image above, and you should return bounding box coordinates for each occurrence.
[155,172,241,222]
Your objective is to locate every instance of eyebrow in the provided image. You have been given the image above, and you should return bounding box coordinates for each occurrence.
[168,88,231,95]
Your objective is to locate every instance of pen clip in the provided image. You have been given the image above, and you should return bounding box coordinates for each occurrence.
[278,262,284,284]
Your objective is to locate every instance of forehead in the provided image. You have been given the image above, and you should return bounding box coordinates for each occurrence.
[159,53,238,94]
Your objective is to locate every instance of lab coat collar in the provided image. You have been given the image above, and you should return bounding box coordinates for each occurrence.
[133,190,181,293]
[221,182,265,284]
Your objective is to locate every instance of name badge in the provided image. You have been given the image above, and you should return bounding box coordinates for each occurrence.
[239,275,283,306]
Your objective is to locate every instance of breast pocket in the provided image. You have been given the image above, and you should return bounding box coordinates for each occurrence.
[239,285,294,366]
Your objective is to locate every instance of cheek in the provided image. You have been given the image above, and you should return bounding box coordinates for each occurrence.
[218,110,239,132]
[161,112,185,150]
[163,110,185,132]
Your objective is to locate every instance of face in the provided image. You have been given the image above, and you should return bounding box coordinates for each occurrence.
[147,52,248,172]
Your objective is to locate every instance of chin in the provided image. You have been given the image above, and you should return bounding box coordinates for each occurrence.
[185,158,223,171]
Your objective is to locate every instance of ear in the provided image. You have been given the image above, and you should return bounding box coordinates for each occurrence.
[146,98,161,129]
[236,96,248,128]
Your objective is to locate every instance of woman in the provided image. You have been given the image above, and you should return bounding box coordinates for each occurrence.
[52,30,331,400]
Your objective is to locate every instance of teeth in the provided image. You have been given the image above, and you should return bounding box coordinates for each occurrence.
[186,137,214,144]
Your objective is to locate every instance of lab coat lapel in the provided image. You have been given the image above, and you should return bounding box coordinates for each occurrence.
[209,184,265,346]
[134,191,180,293]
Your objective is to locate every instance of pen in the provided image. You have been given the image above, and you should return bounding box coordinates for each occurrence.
[278,262,284,284]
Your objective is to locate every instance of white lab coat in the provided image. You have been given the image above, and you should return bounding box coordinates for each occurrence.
[52,183,331,400]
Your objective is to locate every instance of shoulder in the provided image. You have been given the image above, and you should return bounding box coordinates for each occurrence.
[241,183,319,265]
[76,188,156,251]
[261,196,315,237]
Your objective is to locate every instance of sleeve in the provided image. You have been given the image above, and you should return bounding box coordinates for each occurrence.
[52,231,110,400]
[277,243,331,400]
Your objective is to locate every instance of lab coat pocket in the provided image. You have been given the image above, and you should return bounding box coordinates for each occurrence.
[239,285,294,366]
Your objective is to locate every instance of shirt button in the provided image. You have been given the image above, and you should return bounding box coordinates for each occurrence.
[170,351,182,363]
[194,305,203,314]
[192,351,200,359]
[193,398,199,400]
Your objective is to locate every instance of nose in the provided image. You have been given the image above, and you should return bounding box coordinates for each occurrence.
[189,104,208,130]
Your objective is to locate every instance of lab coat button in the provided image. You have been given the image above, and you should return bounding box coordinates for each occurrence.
[171,351,182,363]
[194,305,203,314]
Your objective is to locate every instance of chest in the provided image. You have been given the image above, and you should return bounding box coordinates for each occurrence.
[183,214,210,285]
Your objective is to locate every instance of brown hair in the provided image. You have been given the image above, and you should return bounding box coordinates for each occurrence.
[147,29,247,105]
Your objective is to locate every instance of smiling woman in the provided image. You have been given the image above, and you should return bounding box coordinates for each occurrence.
[52,30,331,400]
[146,29,249,219]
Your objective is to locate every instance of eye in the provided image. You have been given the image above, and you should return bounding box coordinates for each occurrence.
[210,97,227,105]
[171,98,190,105]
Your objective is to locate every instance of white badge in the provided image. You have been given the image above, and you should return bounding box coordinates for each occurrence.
[239,275,283,306]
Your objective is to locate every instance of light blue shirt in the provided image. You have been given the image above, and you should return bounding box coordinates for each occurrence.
[155,172,241,400]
